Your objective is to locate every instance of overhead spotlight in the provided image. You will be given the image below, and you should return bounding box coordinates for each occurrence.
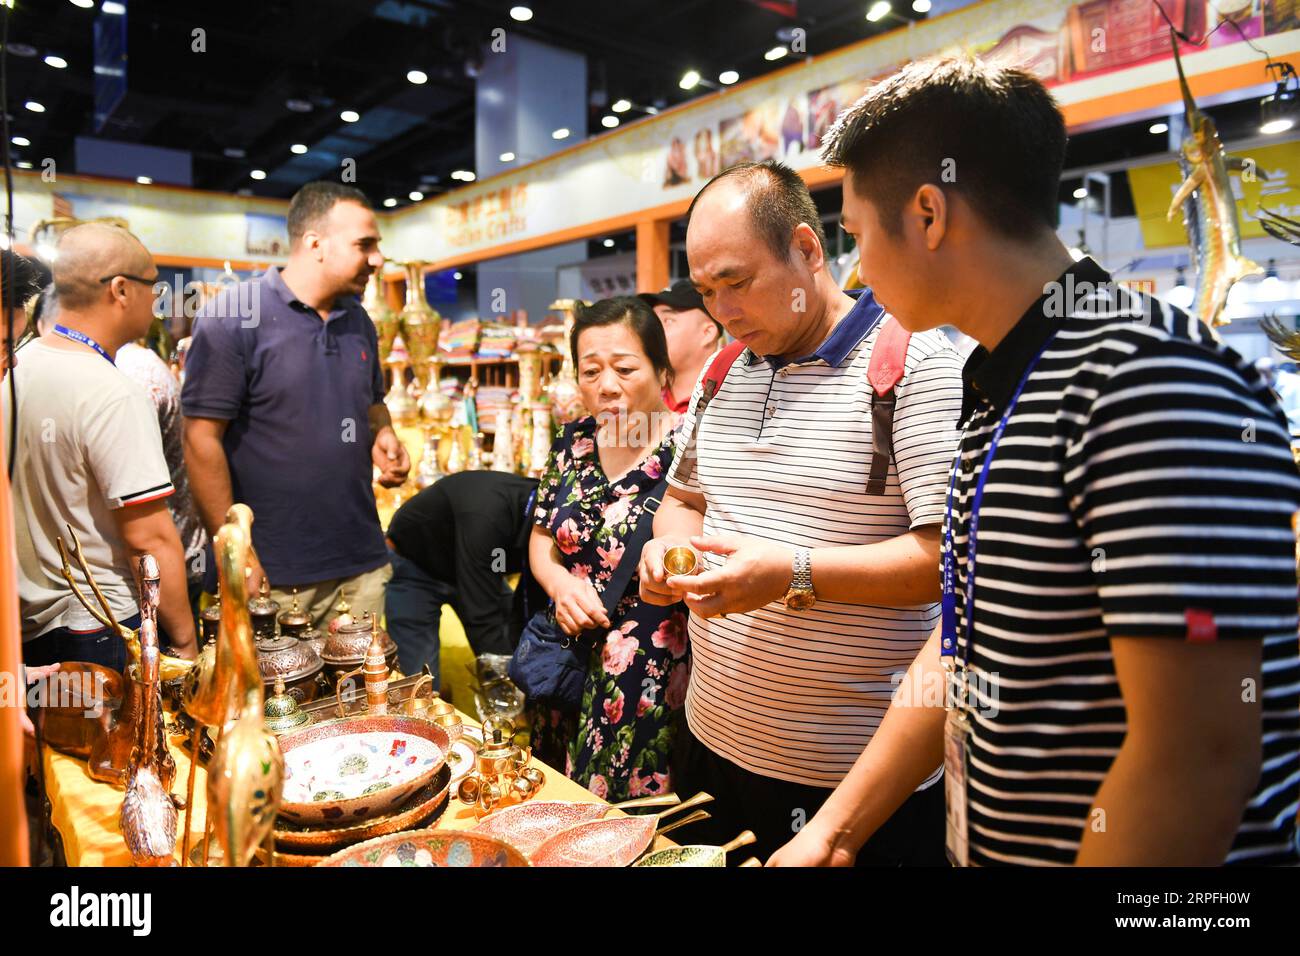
[69,0,94,8]
[409,190,424,202]
[552,127,570,140]
[383,197,398,207]
[224,147,247,159]
[679,70,701,91]
[407,69,428,85]
[24,101,45,113]
[510,5,533,21]
[1263,259,1282,289]
[1073,186,1088,199]
[603,238,615,248]
[15,161,33,169]
[290,143,308,154]
[765,46,788,61]
[601,115,619,128]
[44,55,68,69]
[450,169,476,181]
[1167,267,1194,309]
[11,136,29,147]
[1149,122,1169,134]
[612,99,631,113]
[250,169,267,180]
[866,2,892,22]
[499,151,516,162]
[101,0,126,12]
[453,271,463,280]
[136,176,152,184]
[719,70,739,85]
[912,0,931,11]
[1260,61,1299,135]
[340,109,360,123]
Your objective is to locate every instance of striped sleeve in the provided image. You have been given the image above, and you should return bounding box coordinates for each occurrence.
[1062,338,1300,641]
[666,358,712,495]
[892,335,964,528]
[85,390,175,510]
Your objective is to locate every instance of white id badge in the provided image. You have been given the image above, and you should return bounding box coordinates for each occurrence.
[944,709,971,867]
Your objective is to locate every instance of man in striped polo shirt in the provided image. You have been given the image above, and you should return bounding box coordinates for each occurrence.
[771,57,1300,866]
[639,160,965,863]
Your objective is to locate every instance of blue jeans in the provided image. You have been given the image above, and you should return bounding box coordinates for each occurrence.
[23,613,140,674]
[384,549,456,686]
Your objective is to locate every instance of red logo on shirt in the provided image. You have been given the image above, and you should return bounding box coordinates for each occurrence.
[1185,608,1218,643]
[361,349,368,362]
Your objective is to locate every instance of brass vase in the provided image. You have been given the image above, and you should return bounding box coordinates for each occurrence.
[545,299,586,424]
[384,336,419,425]
[400,261,442,390]
[362,270,400,366]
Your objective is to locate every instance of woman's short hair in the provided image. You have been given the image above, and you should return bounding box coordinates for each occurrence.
[570,296,674,389]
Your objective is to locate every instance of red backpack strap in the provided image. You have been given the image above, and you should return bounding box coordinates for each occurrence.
[865,318,912,495]
[669,340,746,486]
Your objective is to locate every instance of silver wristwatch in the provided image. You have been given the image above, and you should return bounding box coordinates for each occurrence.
[783,547,816,611]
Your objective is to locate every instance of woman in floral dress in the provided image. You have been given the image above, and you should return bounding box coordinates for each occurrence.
[528,297,689,802]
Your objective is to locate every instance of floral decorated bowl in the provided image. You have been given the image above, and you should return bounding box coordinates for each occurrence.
[277,715,449,826]
[317,829,530,867]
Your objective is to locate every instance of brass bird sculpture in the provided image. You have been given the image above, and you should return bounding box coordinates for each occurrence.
[1165,31,1262,327]
[119,554,179,866]
[205,516,283,867]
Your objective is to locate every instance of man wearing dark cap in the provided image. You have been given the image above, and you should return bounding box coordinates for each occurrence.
[639,279,723,418]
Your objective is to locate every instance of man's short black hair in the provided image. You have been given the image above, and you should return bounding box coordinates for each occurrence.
[687,159,829,263]
[287,182,373,243]
[821,55,1066,239]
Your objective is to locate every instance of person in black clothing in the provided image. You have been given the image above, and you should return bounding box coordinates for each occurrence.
[384,470,543,684]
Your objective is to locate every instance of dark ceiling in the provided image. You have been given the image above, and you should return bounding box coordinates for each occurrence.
[4,0,1285,219]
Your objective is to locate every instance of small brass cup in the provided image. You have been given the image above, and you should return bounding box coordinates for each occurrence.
[663,546,699,577]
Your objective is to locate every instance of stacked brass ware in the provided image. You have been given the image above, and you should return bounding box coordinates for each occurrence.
[545,299,586,425]
[384,334,419,426]
[362,269,400,365]
[400,260,443,391]
[456,715,544,816]
[416,353,454,488]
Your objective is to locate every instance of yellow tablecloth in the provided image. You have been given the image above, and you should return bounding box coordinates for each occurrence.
[43,712,623,867]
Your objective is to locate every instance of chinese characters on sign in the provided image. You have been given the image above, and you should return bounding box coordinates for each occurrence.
[445,184,529,248]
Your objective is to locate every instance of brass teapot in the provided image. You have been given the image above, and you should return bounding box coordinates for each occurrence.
[456,716,544,816]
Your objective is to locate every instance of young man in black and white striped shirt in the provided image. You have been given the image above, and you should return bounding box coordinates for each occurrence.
[771,57,1300,866]
[639,161,965,863]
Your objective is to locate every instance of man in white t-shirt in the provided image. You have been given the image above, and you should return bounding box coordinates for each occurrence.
[4,223,197,670]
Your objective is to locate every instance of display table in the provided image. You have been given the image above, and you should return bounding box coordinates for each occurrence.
[42,710,666,867]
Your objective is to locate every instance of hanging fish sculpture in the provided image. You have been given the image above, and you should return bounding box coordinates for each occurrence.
[119,555,179,866]
[1253,208,1300,358]
[1165,31,1262,327]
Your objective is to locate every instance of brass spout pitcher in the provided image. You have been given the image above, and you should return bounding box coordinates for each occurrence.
[400,261,443,390]
[362,270,400,366]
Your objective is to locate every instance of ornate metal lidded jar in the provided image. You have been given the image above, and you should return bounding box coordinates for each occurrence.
[199,600,222,645]
[545,299,586,425]
[362,269,400,365]
[255,630,324,704]
[276,589,312,640]
[247,579,280,643]
[400,261,443,390]
[320,612,398,682]
[264,676,311,735]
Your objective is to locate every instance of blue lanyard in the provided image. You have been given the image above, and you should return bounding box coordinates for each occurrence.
[941,336,1055,665]
[52,325,115,365]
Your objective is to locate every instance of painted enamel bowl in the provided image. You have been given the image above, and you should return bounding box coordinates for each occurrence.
[317,829,531,867]
[276,715,450,826]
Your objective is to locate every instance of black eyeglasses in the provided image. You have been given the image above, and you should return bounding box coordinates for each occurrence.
[98,274,159,286]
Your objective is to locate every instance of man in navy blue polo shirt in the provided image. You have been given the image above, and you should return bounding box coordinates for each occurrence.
[182,182,409,626]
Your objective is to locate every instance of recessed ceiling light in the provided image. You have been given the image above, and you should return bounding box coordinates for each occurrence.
[612,99,631,113]
[1073,186,1088,199]
[453,271,463,280]
[601,115,619,129]
[552,127,570,140]
[24,101,45,113]
[11,136,29,147]
[499,151,516,162]
[101,1,126,13]
[290,143,308,154]
[69,0,94,8]
[6,43,36,58]
[719,70,739,85]
[603,238,615,248]
[912,0,931,11]
[44,55,68,69]
[250,169,267,180]
[409,190,424,201]
[450,170,476,182]
[407,69,428,85]
[765,46,788,61]
[383,198,397,207]
[16,161,33,169]
[224,147,247,159]
[285,98,314,113]
[340,109,360,123]
[1261,118,1294,135]
[510,6,533,21]
[866,1,892,22]
[679,70,701,91]
[136,176,152,185]
[1149,122,1169,134]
